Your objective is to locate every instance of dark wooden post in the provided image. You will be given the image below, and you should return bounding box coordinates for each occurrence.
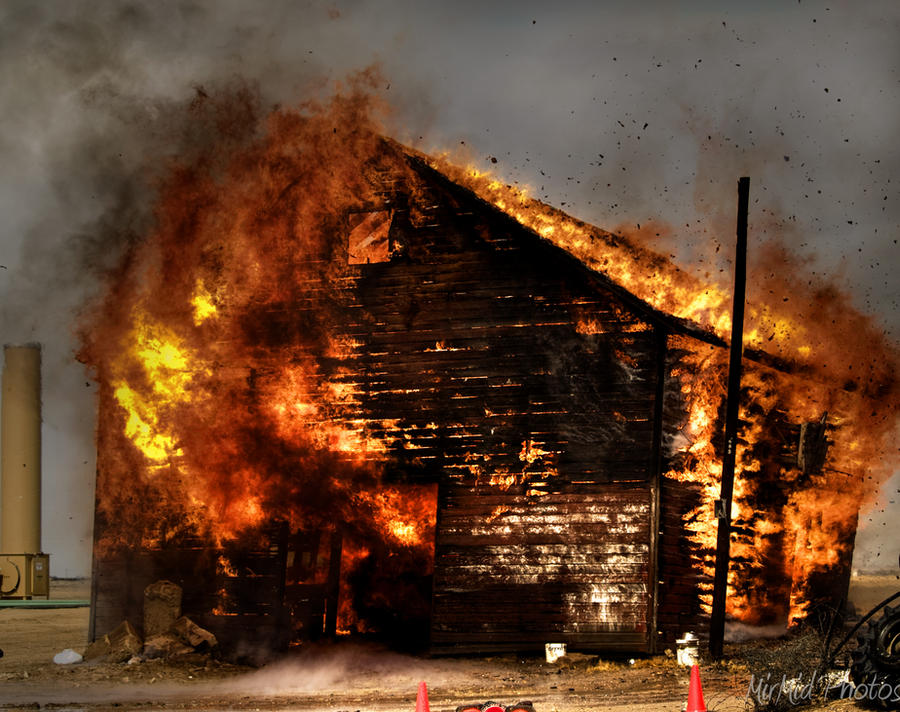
[709,177,750,659]
[649,327,669,654]
[324,528,343,637]
[273,520,290,645]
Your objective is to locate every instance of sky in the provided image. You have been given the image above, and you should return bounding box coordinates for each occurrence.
[0,0,897,578]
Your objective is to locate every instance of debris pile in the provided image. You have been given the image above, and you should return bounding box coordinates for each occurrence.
[82,580,217,664]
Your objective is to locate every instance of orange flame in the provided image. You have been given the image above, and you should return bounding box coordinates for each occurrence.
[80,78,898,634]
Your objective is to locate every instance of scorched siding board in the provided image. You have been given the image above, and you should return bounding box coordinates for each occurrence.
[431,485,654,653]
[349,196,661,490]
[655,338,718,647]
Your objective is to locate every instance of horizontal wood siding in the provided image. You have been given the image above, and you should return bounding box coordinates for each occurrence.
[656,474,710,647]
[432,485,653,653]
[346,181,661,491]
[655,339,714,647]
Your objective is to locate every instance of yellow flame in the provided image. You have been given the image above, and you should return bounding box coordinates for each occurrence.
[134,321,197,398]
[112,313,209,464]
[112,383,182,463]
[519,438,550,464]
[191,281,218,325]
[359,488,432,548]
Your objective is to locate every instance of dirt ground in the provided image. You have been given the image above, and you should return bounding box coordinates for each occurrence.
[0,577,897,712]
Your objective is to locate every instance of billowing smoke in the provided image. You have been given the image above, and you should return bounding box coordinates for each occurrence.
[0,0,896,577]
[0,1,391,575]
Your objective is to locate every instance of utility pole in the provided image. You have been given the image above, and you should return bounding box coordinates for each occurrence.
[709,177,750,659]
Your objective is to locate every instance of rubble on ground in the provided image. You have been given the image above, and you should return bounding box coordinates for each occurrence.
[83,620,143,663]
[83,581,218,664]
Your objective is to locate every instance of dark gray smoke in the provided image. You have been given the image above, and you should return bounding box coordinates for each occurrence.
[0,0,896,576]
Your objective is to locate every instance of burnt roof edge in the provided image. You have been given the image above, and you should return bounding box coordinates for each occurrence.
[394,144,727,350]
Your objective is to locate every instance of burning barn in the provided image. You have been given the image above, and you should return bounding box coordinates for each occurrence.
[81,94,896,658]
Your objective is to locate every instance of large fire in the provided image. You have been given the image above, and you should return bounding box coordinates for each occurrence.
[80,77,898,636]
[80,81,438,633]
[433,158,899,625]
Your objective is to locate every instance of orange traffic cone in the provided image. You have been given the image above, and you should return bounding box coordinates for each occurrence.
[686,664,707,712]
[416,681,430,712]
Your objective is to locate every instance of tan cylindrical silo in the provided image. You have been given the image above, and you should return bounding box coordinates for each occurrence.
[1,344,42,555]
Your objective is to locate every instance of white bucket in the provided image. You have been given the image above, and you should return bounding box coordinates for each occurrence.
[676,631,700,667]
[545,642,567,663]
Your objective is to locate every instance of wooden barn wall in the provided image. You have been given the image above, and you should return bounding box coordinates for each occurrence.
[346,179,664,488]
[656,473,709,647]
[652,340,852,645]
[89,166,677,653]
[655,337,712,648]
[432,485,654,652]
[341,177,667,652]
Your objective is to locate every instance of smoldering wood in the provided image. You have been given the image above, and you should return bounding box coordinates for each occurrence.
[324,529,342,638]
[798,413,830,476]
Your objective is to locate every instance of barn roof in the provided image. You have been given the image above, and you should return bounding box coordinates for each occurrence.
[397,146,726,349]
[396,145,811,378]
